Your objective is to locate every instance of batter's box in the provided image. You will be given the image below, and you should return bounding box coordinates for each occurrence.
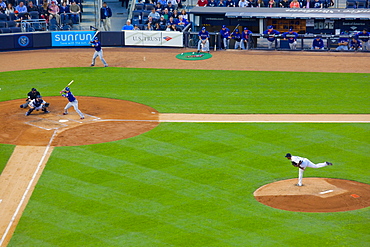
[25,119,68,130]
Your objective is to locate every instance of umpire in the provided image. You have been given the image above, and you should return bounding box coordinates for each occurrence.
[20,88,40,108]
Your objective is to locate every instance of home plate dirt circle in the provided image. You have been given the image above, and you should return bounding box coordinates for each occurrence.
[0,96,159,146]
[254,178,370,212]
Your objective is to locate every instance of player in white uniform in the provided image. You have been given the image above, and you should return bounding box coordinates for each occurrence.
[285,153,333,186]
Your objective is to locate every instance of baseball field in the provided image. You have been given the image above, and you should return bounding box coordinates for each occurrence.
[0,49,369,246]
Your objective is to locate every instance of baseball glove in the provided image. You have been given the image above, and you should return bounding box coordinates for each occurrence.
[44,102,50,107]
[291,161,298,167]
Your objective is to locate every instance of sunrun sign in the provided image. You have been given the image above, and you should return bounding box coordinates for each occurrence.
[51,31,95,46]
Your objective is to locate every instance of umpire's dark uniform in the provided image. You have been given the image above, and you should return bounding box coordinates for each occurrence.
[20,88,40,108]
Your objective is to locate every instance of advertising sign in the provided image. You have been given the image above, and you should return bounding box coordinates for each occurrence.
[124,31,183,47]
[51,31,95,46]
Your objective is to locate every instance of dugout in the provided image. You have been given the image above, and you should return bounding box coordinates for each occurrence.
[189,7,370,48]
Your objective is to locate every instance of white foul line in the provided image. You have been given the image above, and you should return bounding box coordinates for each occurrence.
[0,130,57,247]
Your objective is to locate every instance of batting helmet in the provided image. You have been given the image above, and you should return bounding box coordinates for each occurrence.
[65,87,70,91]
[94,37,98,40]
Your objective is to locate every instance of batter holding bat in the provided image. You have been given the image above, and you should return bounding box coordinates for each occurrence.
[90,36,108,67]
[60,86,85,119]
[285,153,333,186]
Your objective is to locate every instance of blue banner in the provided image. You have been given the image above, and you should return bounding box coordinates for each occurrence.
[51,31,95,47]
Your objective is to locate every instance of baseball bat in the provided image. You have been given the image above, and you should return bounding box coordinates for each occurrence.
[90,31,100,42]
[231,24,240,35]
[62,80,74,91]
[214,33,217,51]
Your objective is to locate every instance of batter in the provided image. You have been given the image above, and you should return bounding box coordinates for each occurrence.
[60,87,84,119]
[285,153,333,186]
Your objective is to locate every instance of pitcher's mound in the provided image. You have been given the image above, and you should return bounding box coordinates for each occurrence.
[254,178,370,212]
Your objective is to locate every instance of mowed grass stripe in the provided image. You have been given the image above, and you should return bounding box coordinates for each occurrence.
[10,123,370,246]
[1,68,369,114]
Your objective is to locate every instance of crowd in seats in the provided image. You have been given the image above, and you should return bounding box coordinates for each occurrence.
[196,0,334,7]
[129,0,190,31]
[0,0,83,33]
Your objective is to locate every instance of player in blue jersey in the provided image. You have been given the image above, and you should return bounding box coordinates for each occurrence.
[60,87,85,119]
[241,27,252,50]
[311,36,325,50]
[283,28,298,50]
[90,36,108,67]
[197,27,210,52]
[263,25,280,49]
[231,29,242,49]
[220,25,231,50]
[356,28,369,51]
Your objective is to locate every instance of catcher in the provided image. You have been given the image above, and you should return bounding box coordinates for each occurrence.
[25,95,50,116]
[20,88,40,108]
[197,27,210,53]
[285,153,333,186]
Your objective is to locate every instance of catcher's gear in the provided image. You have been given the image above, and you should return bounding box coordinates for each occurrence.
[44,102,50,107]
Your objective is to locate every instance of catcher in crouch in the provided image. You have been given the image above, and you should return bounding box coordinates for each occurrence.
[197,27,210,53]
[25,96,50,116]
[285,153,333,186]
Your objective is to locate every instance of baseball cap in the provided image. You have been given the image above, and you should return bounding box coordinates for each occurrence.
[14,10,19,13]
[285,153,292,158]
[244,27,248,30]
[202,27,206,30]
[94,36,98,40]
[289,28,293,31]
[235,29,239,32]
[222,25,226,28]
[31,88,36,91]
[268,25,273,29]
[316,35,321,38]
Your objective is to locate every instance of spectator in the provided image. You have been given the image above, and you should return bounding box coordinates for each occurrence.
[311,36,325,50]
[283,28,298,49]
[40,1,49,20]
[198,26,210,52]
[313,0,322,8]
[172,9,179,19]
[218,0,226,6]
[231,29,242,49]
[197,0,208,6]
[48,1,60,24]
[175,15,188,31]
[20,88,41,109]
[336,33,349,51]
[268,0,277,7]
[69,1,81,24]
[249,0,257,7]
[166,16,176,31]
[158,0,167,6]
[15,1,27,13]
[179,9,188,20]
[134,24,140,30]
[149,8,160,21]
[349,37,362,51]
[241,27,252,50]
[59,2,70,24]
[356,28,370,51]
[238,0,248,7]
[220,25,231,50]
[162,8,172,20]
[27,1,38,13]
[226,0,236,7]
[156,15,167,30]
[302,0,315,8]
[122,19,134,30]
[279,0,290,7]
[155,3,163,13]
[14,11,22,27]
[100,2,112,31]
[208,0,218,6]
[263,25,280,49]
[5,3,15,16]
[0,0,6,13]
[290,0,300,8]
[257,0,265,7]
[166,2,176,12]
[145,16,155,30]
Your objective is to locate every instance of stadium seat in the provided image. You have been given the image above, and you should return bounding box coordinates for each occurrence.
[49,18,59,31]
[346,0,357,8]
[356,0,367,7]
[0,14,7,22]
[141,11,150,23]
[8,13,15,21]
[29,11,40,19]
[144,3,155,11]
[0,21,6,28]
[135,3,144,10]
[132,10,142,24]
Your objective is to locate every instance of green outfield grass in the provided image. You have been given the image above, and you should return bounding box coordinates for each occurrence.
[0,68,369,246]
[8,123,370,246]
